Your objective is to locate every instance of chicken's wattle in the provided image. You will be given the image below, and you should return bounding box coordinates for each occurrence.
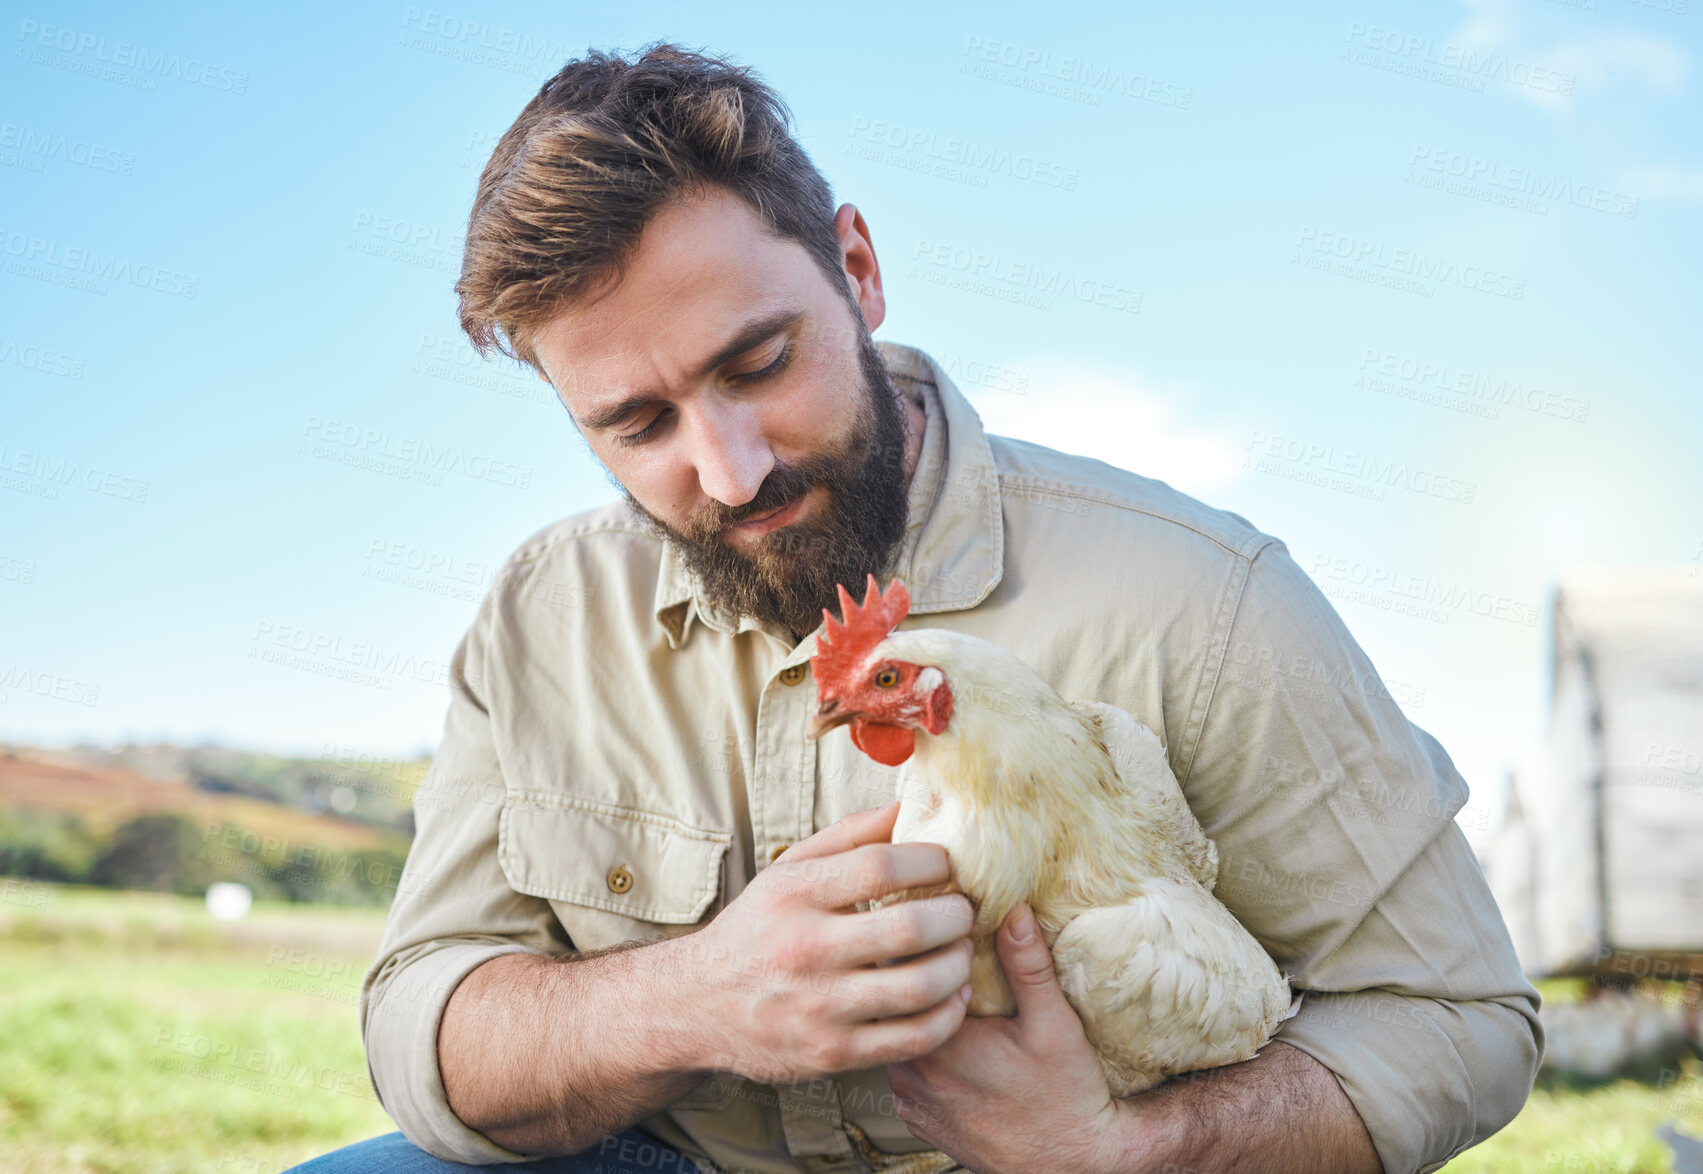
[849,720,914,766]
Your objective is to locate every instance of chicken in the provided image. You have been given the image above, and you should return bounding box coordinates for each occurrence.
[807,575,1297,1096]
[1539,988,1696,1080]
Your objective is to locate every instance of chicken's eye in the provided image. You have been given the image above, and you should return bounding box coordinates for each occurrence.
[874,666,900,689]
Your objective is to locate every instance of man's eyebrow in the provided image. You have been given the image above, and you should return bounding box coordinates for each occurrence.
[575,308,805,432]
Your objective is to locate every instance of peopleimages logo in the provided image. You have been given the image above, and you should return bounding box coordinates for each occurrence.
[1310,555,1540,628]
[1243,432,1478,505]
[1,337,85,380]
[1293,227,1526,301]
[959,36,1194,108]
[910,239,1142,315]
[399,7,573,60]
[248,620,478,694]
[0,444,150,502]
[16,20,250,94]
[1408,146,1639,219]
[1358,349,1590,424]
[0,664,100,707]
[0,229,200,298]
[1343,23,1575,96]
[297,414,533,490]
[0,123,136,174]
[848,119,1081,191]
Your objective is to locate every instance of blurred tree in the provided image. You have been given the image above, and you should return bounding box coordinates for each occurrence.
[0,811,100,882]
[88,813,208,894]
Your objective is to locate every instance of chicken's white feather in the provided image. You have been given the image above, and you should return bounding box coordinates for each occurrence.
[858,626,1293,1092]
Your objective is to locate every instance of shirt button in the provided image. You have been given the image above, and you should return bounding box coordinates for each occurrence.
[606,865,633,894]
[769,844,790,863]
[778,664,807,686]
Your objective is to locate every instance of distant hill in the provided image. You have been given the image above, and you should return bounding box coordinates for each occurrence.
[0,749,396,849]
[0,740,429,832]
[0,746,417,905]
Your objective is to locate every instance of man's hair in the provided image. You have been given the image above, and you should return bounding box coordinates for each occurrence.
[457,43,846,371]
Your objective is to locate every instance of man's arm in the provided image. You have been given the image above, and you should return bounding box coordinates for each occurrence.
[437,944,707,1155]
[361,591,574,1164]
[1102,1041,1380,1174]
[1178,540,1542,1172]
[433,801,981,1157]
[363,579,699,1162]
[367,562,982,1162]
[1109,818,1541,1174]
[891,818,1536,1174]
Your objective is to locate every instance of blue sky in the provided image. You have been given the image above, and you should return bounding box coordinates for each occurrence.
[3,0,1699,834]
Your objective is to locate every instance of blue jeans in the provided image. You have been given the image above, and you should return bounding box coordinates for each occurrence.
[285,1126,704,1172]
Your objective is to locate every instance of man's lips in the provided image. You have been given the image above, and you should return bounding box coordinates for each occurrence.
[730,491,809,537]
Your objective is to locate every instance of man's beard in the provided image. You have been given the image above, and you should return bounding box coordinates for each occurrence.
[624,332,913,640]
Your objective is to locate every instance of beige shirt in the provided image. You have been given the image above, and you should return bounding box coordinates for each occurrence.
[361,341,1542,1174]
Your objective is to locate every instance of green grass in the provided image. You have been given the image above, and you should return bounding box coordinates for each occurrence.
[0,883,395,1173]
[1438,979,1703,1173]
[1446,1074,1702,1173]
[2,885,1699,1172]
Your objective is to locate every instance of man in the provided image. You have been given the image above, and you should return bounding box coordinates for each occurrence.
[296,44,1540,1174]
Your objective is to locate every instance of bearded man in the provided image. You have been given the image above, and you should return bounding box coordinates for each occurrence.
[292,44,1539,1174]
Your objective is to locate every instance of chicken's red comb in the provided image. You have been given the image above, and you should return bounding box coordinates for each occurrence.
[813,574,910,682]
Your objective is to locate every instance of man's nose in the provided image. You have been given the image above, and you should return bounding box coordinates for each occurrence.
[689,401,774,508]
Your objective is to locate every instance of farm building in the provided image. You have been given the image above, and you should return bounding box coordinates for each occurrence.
[1485,567,1703,983]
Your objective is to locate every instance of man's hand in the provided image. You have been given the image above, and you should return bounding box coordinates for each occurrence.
[686,799,977,1085]
[886,903,1123,1174]
[884,901,1385,1174]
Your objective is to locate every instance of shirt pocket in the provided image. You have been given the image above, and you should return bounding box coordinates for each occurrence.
[497,793,740,1113]
[498,793,732,947]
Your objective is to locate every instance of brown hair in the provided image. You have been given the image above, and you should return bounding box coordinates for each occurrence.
[457,43,847,371]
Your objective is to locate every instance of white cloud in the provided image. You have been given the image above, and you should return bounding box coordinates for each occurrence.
[1622,163,1703,201]
[959,364,1246,495]
[1545,32,1688,95]
[1451,0,1690,112]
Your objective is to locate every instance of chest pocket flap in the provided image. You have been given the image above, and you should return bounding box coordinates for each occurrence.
[499,794,731,925]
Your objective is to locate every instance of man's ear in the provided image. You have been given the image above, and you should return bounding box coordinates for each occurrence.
[835,203,885,333]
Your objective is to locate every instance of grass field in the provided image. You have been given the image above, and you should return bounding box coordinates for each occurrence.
[0,882,393,1174]
[2,882,1699,1173]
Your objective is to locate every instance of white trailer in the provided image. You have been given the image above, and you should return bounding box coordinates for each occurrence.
[1485,568,1703,984]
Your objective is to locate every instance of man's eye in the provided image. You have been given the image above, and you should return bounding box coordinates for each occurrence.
[613,410,669,448]
[728,340,793,387]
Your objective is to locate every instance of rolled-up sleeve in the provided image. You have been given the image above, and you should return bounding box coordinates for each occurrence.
[1184,539,1542,1174]
[360,573,572,1164]
[1274,825,1543,1174]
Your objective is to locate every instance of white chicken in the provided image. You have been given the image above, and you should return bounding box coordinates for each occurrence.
[807,575,1297,1096]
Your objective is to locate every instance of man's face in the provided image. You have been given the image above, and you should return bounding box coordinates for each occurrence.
[530,186,916,638]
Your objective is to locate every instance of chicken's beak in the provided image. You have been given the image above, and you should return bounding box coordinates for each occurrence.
[808,698,857,740]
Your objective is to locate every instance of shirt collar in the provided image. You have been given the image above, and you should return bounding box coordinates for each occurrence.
[652,340,1004,650]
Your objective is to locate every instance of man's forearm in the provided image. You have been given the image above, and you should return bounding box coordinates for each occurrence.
[1100,1041,1384,1174]
[438,938,711,1156]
